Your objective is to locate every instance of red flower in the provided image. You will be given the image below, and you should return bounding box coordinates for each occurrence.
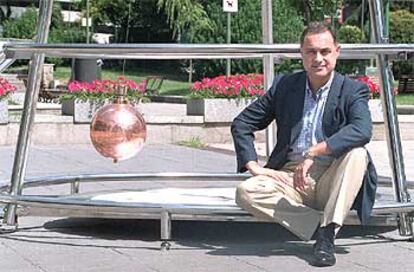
[0,77,17,99]
[355,76,381,98]
[190,73,265,99]
[64,76,149,102]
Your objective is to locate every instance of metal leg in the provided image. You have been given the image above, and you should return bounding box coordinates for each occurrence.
[400,214,414,241]
[368,0,413,236]
[261,0,276,158]
[410,215,414,241]
[1,0,55,230]
[71,181,80,195]
[160,210,171,251]
[0,205,17,233]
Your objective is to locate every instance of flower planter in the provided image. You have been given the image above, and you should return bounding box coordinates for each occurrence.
[0,76,16,124]
[61,99,110,123]
[61,76,149,123]
[62,99,142,124]
[369,99,384,123]
[187,98,255,123]
[186,98,383,123]
[0,100,8,125]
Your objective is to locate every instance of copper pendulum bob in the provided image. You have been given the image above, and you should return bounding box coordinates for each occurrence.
[90,85,147,163]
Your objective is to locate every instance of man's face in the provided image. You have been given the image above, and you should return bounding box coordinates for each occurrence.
[300,31,340,81]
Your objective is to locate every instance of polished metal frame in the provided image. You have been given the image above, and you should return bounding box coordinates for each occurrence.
[4,43,413,60]
[1,0,414,245]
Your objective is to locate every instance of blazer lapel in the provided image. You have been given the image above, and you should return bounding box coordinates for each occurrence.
[322,72,344,133]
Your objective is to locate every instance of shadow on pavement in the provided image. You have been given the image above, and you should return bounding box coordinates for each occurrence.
[43,218,397,242]
[37,218,398,264]
[0,217,399,266]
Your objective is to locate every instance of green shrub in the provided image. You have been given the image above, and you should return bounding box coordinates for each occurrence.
[390,10,414,79]
[2,4,81,67]
[337,25,364,43]
[47,25,87,67]
[51,3,64,30]
[390,10,414,43]
[336,25,367,75]
[191,0,304,79]
[2,8,37,39]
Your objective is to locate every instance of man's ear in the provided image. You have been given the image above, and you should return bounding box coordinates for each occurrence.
[335,44,341,54]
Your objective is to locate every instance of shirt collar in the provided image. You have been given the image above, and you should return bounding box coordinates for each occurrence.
[305,72,335,99]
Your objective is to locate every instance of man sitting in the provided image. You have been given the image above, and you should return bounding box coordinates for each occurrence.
[231,22,377,267]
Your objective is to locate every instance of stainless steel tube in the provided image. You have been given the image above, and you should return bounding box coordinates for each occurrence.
[1,194,414,219]
[368,0,412,236]
[160,210,172,250]
[2,0,54,227]
[161,210,172,240]
[262,0,276,159]
[4,43,413,60]
[0,172,251,192]
[70,181,80,195]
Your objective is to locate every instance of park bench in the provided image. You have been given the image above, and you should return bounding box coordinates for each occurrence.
[18,74,65,103]
[398,74,414,93]
[144,76,164,95]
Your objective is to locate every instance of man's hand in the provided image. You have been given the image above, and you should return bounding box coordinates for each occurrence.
[293,158,314,191]
[245,161,291,184]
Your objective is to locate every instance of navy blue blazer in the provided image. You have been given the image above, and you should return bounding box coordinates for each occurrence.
[231,71,378,224]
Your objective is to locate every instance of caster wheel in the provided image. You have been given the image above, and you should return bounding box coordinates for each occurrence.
[161,241,171,251]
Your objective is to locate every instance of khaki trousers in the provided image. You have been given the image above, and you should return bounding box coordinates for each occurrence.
[236,148,368,241]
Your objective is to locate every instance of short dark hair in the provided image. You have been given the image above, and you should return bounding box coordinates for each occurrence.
[300,22,337,46]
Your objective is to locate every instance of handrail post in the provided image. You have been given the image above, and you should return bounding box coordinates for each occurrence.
[262,0,276,158]
[1,0,54,230]
[368,0,412,236]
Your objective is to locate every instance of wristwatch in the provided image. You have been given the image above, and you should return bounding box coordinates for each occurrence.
[302,149,315,160]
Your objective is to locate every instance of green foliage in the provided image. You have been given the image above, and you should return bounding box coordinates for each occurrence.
[2,8,37,39]
[47,24,87,66]
[157,0,213,40]
[390,2,414,12]
[90,0,172,43]
[10,3,83,67]
[51,3,65,29]
[389,10,414,44]
[336,25,367,75]
[337,25,363,43]
[390,10,414,78]
[2,3,64,39]
[192,0,304,79]
[309,0,341,21]
[288,0,342,23]
[49,24,86,44]
[178,136,205,149]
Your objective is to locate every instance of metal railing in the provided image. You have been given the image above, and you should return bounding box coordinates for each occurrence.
[3,43,414,60]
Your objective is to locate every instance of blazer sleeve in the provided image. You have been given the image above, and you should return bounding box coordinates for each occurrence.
[231,75,284,172]
[326,82,373,157]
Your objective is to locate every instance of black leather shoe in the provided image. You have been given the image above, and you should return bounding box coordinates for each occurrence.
[312,225,336,267]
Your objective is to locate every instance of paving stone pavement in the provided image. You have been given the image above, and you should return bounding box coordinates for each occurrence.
[0,142,414,271]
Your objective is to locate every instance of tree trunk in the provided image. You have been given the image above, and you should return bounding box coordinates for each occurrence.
[303,0,312,24]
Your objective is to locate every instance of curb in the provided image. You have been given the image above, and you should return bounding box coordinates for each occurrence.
[397,105,414,115]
